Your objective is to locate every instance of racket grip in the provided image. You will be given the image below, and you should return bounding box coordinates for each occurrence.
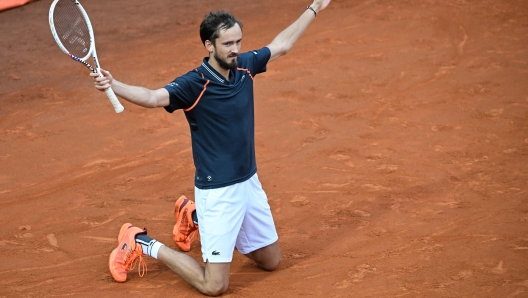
[104,87,124,113]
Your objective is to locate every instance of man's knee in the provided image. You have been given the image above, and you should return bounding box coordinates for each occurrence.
[257,254,281,271]
[251,242,281,271]
[200,262,231,296]
[202,281,229,297]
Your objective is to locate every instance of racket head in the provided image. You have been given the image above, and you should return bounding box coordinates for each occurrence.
[49,0,94,62]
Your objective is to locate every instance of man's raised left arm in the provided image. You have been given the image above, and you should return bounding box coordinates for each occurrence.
[266,0,331,62]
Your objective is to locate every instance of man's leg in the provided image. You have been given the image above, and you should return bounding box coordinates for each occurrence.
[110,223,230,297]
[158,246,230,296]
[244,241,281,271]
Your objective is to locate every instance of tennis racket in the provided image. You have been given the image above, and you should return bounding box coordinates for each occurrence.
[49,0,124,114]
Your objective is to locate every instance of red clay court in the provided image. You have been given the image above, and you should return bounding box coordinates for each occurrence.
[1,0,527,297]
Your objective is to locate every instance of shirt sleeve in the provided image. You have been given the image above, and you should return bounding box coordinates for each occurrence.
[239,47,271,77]
[163,74,201,113]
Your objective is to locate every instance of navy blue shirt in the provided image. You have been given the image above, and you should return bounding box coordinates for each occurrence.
[164,47,271,189]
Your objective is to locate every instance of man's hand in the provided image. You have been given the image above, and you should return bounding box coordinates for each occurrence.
[90,69,113,91]
[310,0,331,13]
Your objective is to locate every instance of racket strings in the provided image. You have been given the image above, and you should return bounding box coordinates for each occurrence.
[52,0,92,58]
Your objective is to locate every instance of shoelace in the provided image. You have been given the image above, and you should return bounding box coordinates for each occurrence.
[187,229,198,243]
[124,248,148,277]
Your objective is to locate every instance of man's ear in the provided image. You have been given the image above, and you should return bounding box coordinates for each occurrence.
[204,40,214,53]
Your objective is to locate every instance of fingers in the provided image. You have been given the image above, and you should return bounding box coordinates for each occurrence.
[91,73,111,90]
[99,68,111,76]
[90,69,113,90]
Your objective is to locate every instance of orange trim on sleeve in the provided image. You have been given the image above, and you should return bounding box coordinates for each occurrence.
[184,80,210,112]
[237,68,254,80]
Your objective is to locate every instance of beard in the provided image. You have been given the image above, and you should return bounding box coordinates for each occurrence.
[214,51,238,70]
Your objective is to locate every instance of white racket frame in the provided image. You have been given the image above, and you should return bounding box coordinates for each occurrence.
[49,0,124,114]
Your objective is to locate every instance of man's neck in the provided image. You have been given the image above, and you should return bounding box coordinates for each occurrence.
[208,55,231,82]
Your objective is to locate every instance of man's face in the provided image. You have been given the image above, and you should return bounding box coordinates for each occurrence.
[211,23,242,70]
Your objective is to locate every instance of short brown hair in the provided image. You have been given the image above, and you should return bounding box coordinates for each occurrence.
[199,10,243,45]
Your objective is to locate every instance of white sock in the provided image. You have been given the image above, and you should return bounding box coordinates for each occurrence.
[136,237,164,259]
[146,241,164,259]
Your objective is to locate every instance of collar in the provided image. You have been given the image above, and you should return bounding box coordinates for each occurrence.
[201,57,234,84]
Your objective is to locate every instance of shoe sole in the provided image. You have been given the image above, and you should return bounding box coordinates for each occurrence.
[110,223,136,283]
[109,247,126,282]
[173,196,194,252]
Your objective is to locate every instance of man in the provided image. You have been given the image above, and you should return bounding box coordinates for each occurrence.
[92,1,331,296]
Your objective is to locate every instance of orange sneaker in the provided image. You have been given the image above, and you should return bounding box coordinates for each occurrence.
[109,223,147,282]
[173,196,198,252]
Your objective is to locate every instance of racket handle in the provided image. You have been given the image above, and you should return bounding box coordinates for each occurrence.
[104,87,125,113]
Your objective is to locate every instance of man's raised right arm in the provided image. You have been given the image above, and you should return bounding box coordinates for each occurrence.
[91,69,169,108]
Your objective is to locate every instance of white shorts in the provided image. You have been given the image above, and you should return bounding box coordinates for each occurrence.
[194,173,278,263]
